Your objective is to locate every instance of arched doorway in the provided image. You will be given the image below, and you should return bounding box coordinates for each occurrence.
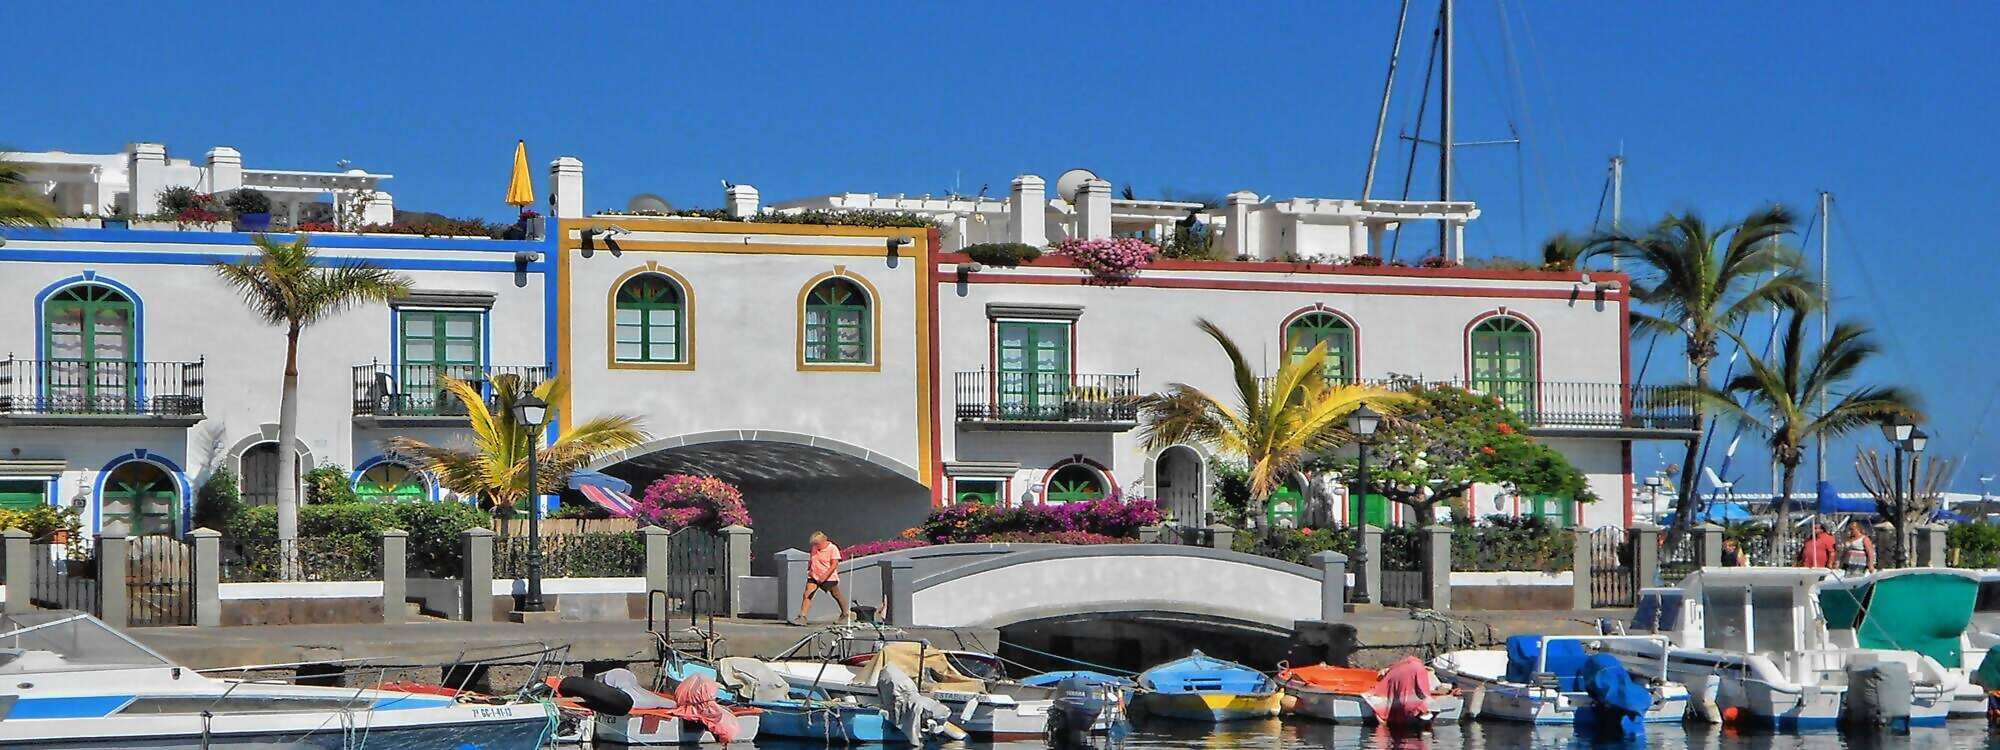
[238,443,300,508]
[100,460,179,536]
[354,461,429,503]
[1154,446,1204,524]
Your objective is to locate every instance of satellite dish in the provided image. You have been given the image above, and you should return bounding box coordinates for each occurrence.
[627,193,673,213]
[1055,168,1100,203]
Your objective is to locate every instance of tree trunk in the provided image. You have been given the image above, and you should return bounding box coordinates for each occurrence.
[1773,461,1797,562]
[277,325,303,580]
[1666,358,1711,547]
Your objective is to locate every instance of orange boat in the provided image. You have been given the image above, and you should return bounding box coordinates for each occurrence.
[1277,661,1463,726]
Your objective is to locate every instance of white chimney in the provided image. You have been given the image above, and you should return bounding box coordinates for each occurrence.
[1010,174,1047,246]
[726,184,760,219]
[549,157,584,219]
[1075,179,1112,240]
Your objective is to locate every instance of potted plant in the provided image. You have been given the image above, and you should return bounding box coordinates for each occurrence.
[226,189,274,231]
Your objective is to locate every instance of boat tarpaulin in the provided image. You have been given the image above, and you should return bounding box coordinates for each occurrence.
[1973,644,2000,690]
[1852,572,1980,668]
[1505,635,1587,691]
[1579,653,1653,716]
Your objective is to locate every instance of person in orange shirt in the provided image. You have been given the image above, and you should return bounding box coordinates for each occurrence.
[1799,522,1838,568]
[793,531,851,626]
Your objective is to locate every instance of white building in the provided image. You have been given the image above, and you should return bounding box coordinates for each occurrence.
[0,143,1676,572]
[7,143,394,226]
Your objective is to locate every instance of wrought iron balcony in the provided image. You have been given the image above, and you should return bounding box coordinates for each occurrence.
[954,371,1140,431]
[352,363,550,425]
[1256,375,1698,437]
[0,358,205,425]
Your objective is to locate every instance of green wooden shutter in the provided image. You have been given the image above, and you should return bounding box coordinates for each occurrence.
[0,480,45,512]
[954,479,1004,506]
[996,322,1071,419]
[1471,317,1537,416]
[616,275,683,363]
[1284,313,1355,382]
[805,279,869,364]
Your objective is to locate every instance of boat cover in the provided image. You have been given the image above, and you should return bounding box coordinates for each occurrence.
[1578,654,1652,716]
[1275,663,1379,694]
[1137,650,1271,694]
[1504,636,1586,691]
[661,673,741,743]
[717,657,795,702]
[1824,571,1981,668]
[1974,644,2000,690]
[1022,670,1135,689]
[853,642,987,694]
[1370,656,1436,725]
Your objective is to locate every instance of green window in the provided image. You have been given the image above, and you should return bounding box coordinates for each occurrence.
[996,321,1070,420]
[355,463,427,503]
[1284,312,1355,382]
[1348,493,1390,527]
[954,479,1004,506]
[1045,465,1106,504]
[0,480,46,512]
[1470,316,1537,416]
[803,278,870,364]
[615,275,684,363]
[101,461,177,536]
[399,310,482,413]
[1267,484,1305,529]
[42,284,136,411]
[1526,494,1574,527]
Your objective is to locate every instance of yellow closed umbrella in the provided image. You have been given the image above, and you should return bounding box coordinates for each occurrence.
[505,140,535,208]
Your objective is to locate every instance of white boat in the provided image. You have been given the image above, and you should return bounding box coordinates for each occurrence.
[0,613,554,748]
[1430,635,1688,725]
[592,707,761,746]
[1616,567,1959,730]
[1277,662,1463,725]
[765,642,1053,738]
[1820,567,1993,718]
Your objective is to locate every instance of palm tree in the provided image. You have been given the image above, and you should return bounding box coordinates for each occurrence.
[0,161,55,228]
[1134,319,1409,529]
[1662,305,1919,553]
[387,374,645,512]
[1539,232,1584,271]
[214,235,412,550]
[1585,207,1818,540]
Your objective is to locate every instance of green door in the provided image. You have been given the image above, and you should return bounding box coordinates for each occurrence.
[1527,494,1574,527]
[1470,317,1537,416]
[42,284,136,412]
[102,462,177,536]
[0,480,45,512]
[954,479,1004,506]
[996,322,1069,420]
[1285,312,1354,382]
[1348,493,1389,527]
[1267,485,1304,529]
[400,310,482,415]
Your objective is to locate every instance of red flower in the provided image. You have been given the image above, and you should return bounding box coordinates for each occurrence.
[1480,446,1497,456]
[1496,423,1516,435]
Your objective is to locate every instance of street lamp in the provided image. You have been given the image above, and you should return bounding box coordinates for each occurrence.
[1348,405,1383,604]
[1880,418,1917,568]
[512,393,550,612]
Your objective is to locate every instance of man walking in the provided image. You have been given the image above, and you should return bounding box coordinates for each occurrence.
[792,531,851,625]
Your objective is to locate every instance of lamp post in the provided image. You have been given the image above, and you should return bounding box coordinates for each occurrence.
[1348,404,1383,604]
[1900,428,1928,567]
[512,393,550,612]
[1880,419,1916,568]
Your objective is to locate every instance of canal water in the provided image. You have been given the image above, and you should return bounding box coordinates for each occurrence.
[747,717,1999,749]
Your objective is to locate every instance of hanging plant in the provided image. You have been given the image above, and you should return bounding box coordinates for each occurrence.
[1049,237,1158,283]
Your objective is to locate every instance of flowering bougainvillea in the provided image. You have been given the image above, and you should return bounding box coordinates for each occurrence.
[632,474,752,531]
[918,496,1163,543]
[1049,237,1158,283]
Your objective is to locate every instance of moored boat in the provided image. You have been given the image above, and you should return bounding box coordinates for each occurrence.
[1431,634,1687,726]
[1821,566,1989,718]
[765,641,1055,738]
[1131,650,1282,722]
[1278,658,1463,726]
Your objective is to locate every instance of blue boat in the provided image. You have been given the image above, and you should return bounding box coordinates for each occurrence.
[1131,650,1282,722]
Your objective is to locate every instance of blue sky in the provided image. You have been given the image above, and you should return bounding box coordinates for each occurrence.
[6,2,1996,495]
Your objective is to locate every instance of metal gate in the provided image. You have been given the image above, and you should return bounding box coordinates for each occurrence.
[1589,528,1635,608]
[1376,531,1428,608]
[665,528,730,615]
[127,536,193,627]
[31,543,97,613]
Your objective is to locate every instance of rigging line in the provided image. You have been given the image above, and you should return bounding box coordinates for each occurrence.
[1489,0,1552,235]
[1505,0,1580,221]
[1590,166,1611,231]
[1363,0,1415,201]
[1829,208,1917,383]
[1390,1,1445,263]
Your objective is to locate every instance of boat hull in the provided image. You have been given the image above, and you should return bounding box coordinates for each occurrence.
[1437,669,1687,726]
[1284,684,1462,725]
[751,701,907,744]
[1132,691,1282,722]
[0,708,552,749]
[594,711,761,746]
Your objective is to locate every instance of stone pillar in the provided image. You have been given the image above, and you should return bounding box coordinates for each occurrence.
[775,548,809,624]
[1010,175,1047,247]
[205,147,243,195]
[721,525,752,617]
[1358,525,1384,606]
[1630,522,1661,589]
[1139,524,1164,544]
[550,157,584,219]
[640,526,669,624]
[1222,191,1257,259]
[460,528,494,624]
[362,191,395,226]
[1311,551,1349,623]
[1918,524,1947,567]
[2,529,29,614]
[1446,219,1468,262]
[1346,220,1368,260]
[1075,179,1112,240]
[1424,525,1452,611]
[1695,523,1724,569]
[96,533,129,629]
[880,558,914,626]
[1571,527,1594,611]
[1205,523,1236,551]
[726,184,760,219]
[380,529,408,624]
[127,143,169,216]
[187,528,221,628]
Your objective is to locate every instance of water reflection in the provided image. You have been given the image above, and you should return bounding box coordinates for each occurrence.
[745,718,1994,750]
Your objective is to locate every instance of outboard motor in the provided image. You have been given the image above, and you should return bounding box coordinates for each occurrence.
[1844,661,1914,729]
[1047,674,1118,747]
[875,664,958,744]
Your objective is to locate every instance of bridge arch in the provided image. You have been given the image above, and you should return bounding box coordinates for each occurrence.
[906,544,1325,629]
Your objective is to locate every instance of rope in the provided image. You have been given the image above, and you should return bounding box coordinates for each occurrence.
[994,639,1138,677]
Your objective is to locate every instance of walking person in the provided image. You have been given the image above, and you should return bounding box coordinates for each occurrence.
[1800,522,1838,569]
[792,531,851,625]
[1840,521,1877,575]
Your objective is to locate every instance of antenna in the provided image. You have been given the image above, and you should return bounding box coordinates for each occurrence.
[1055,168,1099,203]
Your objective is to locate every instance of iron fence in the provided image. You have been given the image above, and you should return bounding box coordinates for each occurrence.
[126,537,192,627]
[666,528,730,615]
[1659,533,1699,584]
[351,363,550,418]
[953,371,1139,424]
[1376,531,1428,608]
[221,536,379,583]
[0,359,205,417]
[495,532,645,579]
[31,543,95,613]
[1589,528,1636,608]
[1255,376,1696,432]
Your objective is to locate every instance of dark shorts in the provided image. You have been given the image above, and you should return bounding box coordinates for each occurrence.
[808,578,840,590]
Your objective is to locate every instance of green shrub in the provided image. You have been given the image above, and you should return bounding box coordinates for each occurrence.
[303,463,357,505]
[227,500,490,578]
[962,242,1042,268]
[1451,515,1572,572]
[225,188,272,215]
[193,468,243,532]
[1949,523,2000,568]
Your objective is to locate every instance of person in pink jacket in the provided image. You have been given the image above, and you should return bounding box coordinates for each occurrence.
[793,531,851,625]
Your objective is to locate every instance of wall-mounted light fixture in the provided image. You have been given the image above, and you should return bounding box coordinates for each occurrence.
[887,235,913,256]
[581,225,630,258]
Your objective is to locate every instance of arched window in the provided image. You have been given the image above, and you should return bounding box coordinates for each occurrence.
[1283,312,1355,382]
[614,274,686,363]
[101,461,177,536]
[802,277,871,365]
[355,462,428,503]
[1470,316,1537,416]
[43,283,136,409]
[1045,464,1107,504]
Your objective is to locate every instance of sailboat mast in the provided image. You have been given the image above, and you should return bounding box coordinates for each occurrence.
[1362,0,1413,202]
[1438,0,1454,254]
[1609,154,1624,270]
[1816,191,1832,483]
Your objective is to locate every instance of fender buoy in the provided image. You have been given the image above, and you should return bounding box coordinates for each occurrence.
[556,675,634,716]
[1720,706,1740,724]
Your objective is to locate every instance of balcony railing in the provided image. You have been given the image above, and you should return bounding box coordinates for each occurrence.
[955,371,1139,426]
[352,363,550,419]
[0,359,205,418]
[1255,375,1697,433]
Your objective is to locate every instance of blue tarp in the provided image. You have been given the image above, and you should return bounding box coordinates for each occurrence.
[1576,653,1651,737]
[1812,481,1879,515]
[1505,635,1587,691]
[1022,670,1134,688]
[1933,509,1972,523]
[1665,502,1753,526]
[567,470,632,493]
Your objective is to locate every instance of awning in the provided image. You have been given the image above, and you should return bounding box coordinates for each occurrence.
[1811,481,1879,515]
[569,471,636,518]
